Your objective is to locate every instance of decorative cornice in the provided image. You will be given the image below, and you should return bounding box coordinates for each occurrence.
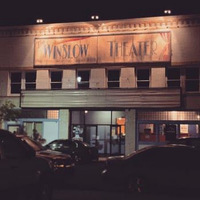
[0,14,200,37]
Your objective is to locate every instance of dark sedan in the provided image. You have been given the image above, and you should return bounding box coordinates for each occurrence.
[16,135,75,177]
[0,129,53,200]
[169,137,200,149]
[45,139,99,163]
[101,144,200,193]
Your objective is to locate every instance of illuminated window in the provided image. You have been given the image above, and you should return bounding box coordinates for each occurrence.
[47,110,59,119]
[139,124,156,142]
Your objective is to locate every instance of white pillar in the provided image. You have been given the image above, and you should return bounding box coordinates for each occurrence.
[125,109,136,155]
[59,109,70,139]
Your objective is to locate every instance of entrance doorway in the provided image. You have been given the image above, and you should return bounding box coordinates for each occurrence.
[71,124,125,156]
[70,110,126,156]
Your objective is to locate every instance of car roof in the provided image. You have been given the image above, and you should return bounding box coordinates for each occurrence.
[0,129,16,138]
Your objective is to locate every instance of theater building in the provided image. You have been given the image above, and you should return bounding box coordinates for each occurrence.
[1,14,200,156]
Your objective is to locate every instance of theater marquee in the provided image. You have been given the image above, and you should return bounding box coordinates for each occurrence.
[34,32,170,66]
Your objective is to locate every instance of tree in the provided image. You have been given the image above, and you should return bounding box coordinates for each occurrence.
[0,100,21,123]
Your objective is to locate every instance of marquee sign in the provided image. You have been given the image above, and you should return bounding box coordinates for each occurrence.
[34,32,170,66]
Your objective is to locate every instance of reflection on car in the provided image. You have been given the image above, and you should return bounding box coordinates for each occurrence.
[16,135,75,178]
[0,129,53,200]
[101,144,200,193]
[45,139,99,163]
[169,137,200,149]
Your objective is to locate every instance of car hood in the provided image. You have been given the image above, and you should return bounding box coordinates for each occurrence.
[36,149,71,160]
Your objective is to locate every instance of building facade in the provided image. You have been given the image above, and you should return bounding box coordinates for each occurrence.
[1,14,200,156]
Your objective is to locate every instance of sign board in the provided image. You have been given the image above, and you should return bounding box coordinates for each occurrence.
[34,32,170,66]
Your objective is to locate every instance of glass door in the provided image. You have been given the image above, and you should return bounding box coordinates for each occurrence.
[110,125,124,155]
[85,125,97,147]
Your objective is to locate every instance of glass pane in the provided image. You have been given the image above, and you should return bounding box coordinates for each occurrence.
[137,82,149,88]
[139,124,156,142]
[51,83,62,89]
[186,68,199,79]
[78,70,90,81]
[167,81,180,87]
[78,82,89,89]
[108,82,119,88]
[185,80,199,91]
[167,68,180,79]
[25,72,36,82]
[11,73,21,82]
[26,83,36,90]
[11,84,21,93]
[51,71,62,81]
[137,69,149,80]
[180,124,199,138]
[108,70,120,81]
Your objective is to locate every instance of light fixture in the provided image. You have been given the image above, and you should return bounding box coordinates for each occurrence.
[164,10,171,14]
[77,76,82,83]
[36,19,43,23]
[91,15,99,20]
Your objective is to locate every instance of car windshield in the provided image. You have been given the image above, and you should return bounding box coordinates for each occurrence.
[21,137,43,151]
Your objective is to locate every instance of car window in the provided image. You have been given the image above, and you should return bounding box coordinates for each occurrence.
[48,141,62,150]
[63,141,76,149]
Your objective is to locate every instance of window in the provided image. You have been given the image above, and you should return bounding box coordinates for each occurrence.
[51,71,62,89]
[25,72,36,90]
[11,72,21,94]
[138,124,156,142]
[47,110,59,119]
[185,68,199,92]
[107,69,120,88]
[77,70,90,89]
[167,68,180,87]
[136,69,150,88]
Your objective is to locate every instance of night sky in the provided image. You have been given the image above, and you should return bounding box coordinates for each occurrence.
[0,0,200,26]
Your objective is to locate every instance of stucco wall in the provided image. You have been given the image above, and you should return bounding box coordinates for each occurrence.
[125,109,136,155]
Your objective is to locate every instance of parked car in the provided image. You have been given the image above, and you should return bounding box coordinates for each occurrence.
[169,137,200,149]
[16,135,75,177]
[0,129,53,200]
[101,144,200,193]
[45,139,99,163]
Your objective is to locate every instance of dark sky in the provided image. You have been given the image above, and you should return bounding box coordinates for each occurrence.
[0,0,200,26]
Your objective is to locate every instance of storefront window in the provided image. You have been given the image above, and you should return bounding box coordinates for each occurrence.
[139,124,156,142]
[180,124,199,138]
